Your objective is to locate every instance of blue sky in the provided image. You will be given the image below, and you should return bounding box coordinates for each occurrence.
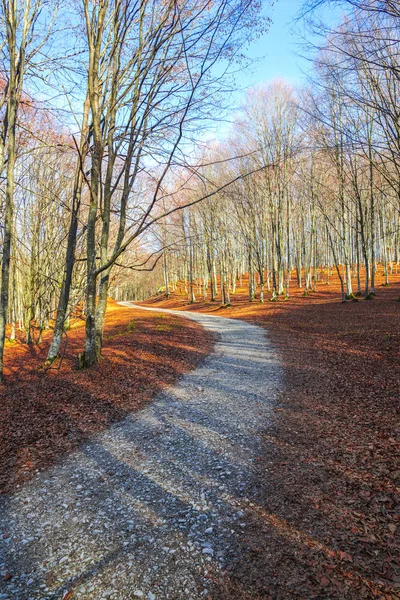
[242,0,309,89]
[237,0,343,93]
[207,0,344,138]
[210,0,311,135]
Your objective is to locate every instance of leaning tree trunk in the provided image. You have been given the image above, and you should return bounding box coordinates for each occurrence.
[94,268,111,360]
[46,95,89,365]
[83,142,102,368]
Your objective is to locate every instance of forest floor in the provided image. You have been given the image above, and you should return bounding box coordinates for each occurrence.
[1,272,399,599]
[142,269,400,600]
[0,300,213,494]
[0,305,282,600]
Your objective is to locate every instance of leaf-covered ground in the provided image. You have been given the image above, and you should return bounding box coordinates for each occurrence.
[0,300,213,494]
[143,270,400,599]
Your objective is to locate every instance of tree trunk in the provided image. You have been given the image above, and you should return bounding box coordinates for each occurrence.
[46,95,89,365]
[0,28,17,381]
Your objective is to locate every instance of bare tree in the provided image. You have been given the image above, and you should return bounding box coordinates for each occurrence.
[0,0,57,381]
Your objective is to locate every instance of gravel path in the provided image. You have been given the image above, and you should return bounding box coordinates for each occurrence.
[0,304,282,600]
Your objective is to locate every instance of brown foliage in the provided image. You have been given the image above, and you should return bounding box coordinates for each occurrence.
[143,270,400,599]
[0,300,213,494]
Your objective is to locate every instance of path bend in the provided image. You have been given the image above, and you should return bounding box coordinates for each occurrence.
[0,303,282,600]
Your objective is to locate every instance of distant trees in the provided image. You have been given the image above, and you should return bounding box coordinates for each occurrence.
[136,67,399,307]
[144,2,397,306]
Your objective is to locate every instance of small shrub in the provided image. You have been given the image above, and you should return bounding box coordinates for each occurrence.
[127,320,135,332]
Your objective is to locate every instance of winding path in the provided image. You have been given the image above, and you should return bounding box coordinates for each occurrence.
[0,305,282,600]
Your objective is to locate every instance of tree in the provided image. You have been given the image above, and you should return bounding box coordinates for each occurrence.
[0,0,57,381]
[47,0,267,367]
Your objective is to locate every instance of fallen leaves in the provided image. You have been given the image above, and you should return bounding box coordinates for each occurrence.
[144,271,400,599]
[0,300,213,493]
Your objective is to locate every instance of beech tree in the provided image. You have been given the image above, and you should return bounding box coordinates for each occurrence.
[1,0,399,380]
[0,0,57,381]
[134,70,399,308]
[44,0,267,367]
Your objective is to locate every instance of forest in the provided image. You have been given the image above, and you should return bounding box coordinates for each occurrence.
[0,0,399,376]
[1,0,400,383]
[0,1,399,599]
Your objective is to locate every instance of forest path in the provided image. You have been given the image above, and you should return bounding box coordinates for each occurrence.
[0,305,282,600]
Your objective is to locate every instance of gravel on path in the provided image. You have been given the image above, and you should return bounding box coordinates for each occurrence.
[0,304,282,600]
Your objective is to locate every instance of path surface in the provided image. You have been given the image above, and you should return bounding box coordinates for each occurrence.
[0,305,282,600]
